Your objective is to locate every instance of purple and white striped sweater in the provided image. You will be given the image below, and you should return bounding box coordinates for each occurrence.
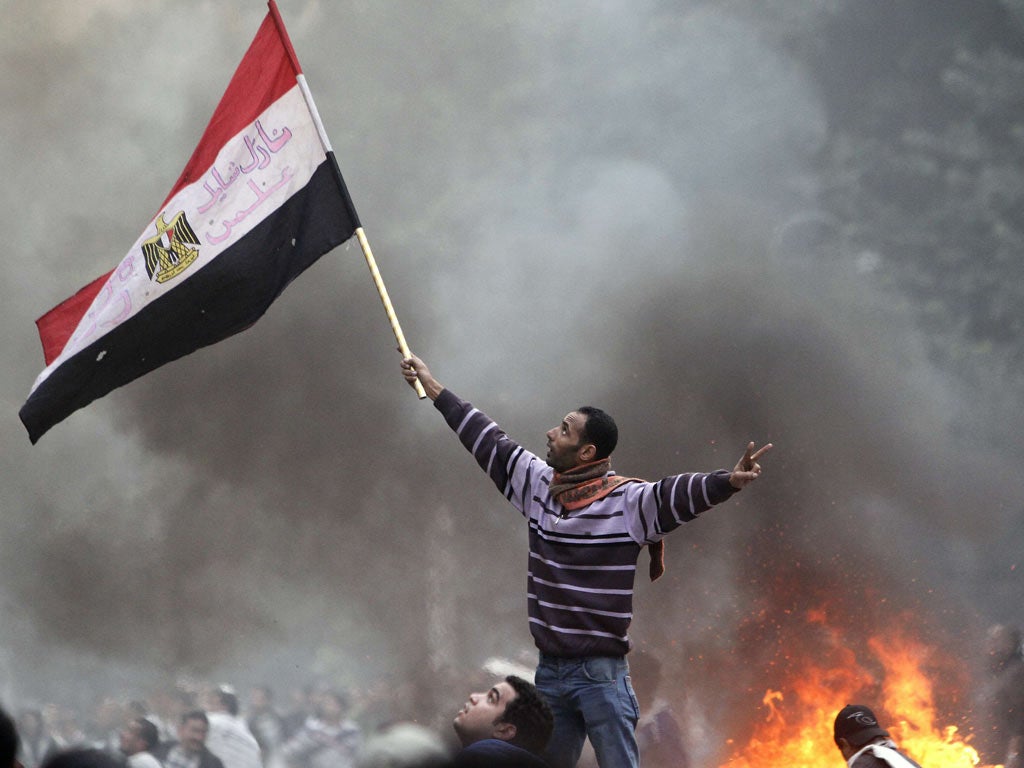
[435,389,738,659]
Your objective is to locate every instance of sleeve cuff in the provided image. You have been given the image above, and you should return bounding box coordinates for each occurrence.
[710,469,739,501]
[434,387,456,413]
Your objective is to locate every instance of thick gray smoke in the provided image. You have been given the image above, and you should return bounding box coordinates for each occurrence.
[2,1,1021,762]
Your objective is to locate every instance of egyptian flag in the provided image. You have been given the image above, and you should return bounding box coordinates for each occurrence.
[20,1,359,443]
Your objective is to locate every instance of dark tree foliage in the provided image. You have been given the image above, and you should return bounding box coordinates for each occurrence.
[783,0,1024,368]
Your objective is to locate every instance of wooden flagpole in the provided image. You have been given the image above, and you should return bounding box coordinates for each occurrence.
[354,227,426,399]
[269,0,425,399]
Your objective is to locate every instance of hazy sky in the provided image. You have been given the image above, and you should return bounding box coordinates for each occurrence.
[2,1,1021,762]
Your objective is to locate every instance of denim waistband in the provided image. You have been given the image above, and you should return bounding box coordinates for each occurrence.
[538,652,625,663]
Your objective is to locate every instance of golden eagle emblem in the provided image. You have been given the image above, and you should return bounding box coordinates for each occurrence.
[141,211,200,283]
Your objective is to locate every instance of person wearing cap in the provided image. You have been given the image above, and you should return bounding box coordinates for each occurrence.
[401,355,771,768]
[833,705,924,767]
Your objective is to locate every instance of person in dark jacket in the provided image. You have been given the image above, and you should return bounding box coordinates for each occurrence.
[1,706,19,768]
[453,676,553,768]
[152,712,224,768]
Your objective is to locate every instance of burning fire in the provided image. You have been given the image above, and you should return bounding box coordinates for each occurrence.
[720,621,998,767]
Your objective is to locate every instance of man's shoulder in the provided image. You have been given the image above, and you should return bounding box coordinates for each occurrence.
[851,752,889,768]
[127,752,163,768]
[209,714,258,741]
[200,749,226,768]
[852,744,924,768]
[455,739,549,767]
[150,741,175,760]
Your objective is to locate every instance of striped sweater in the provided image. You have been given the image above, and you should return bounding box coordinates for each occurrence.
[435,389,738,658]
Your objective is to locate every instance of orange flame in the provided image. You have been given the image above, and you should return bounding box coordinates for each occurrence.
[719,623,998,768]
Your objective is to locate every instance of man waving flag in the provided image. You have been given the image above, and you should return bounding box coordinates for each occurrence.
[20,1,366,443]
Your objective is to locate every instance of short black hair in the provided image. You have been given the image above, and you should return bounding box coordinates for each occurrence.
[498,676,553,756]
[133,718,159,751]
[0,705,18,768]
[577,406,618,460]
[180,710,208,726]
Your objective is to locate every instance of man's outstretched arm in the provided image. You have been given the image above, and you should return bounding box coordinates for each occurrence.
[638,441,773,539]
[399,354,542,515]
[401,354,444,401]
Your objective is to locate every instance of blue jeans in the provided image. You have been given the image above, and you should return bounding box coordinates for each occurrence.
[535,654,640,768]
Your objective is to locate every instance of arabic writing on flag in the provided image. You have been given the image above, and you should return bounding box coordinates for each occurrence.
[20,1,359,443]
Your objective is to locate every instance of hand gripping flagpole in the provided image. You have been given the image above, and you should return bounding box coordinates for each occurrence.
[268,0,426,399]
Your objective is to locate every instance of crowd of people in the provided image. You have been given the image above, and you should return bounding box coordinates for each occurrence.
[0,683,674,768]
[0,672,556,768]
[0,682,894,768]
[0,618,1022,767]
[2,684,334,768]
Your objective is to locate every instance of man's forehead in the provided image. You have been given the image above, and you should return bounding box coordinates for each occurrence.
[563,411,585,429]
[494,681,517,703]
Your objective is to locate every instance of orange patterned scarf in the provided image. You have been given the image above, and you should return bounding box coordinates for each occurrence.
[550,459,665,581]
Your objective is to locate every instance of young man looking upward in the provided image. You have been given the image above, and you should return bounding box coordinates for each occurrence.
[453,676,553,767]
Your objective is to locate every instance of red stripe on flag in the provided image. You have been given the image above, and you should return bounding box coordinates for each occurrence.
[161,12,297,208]
[36,271,112,366]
